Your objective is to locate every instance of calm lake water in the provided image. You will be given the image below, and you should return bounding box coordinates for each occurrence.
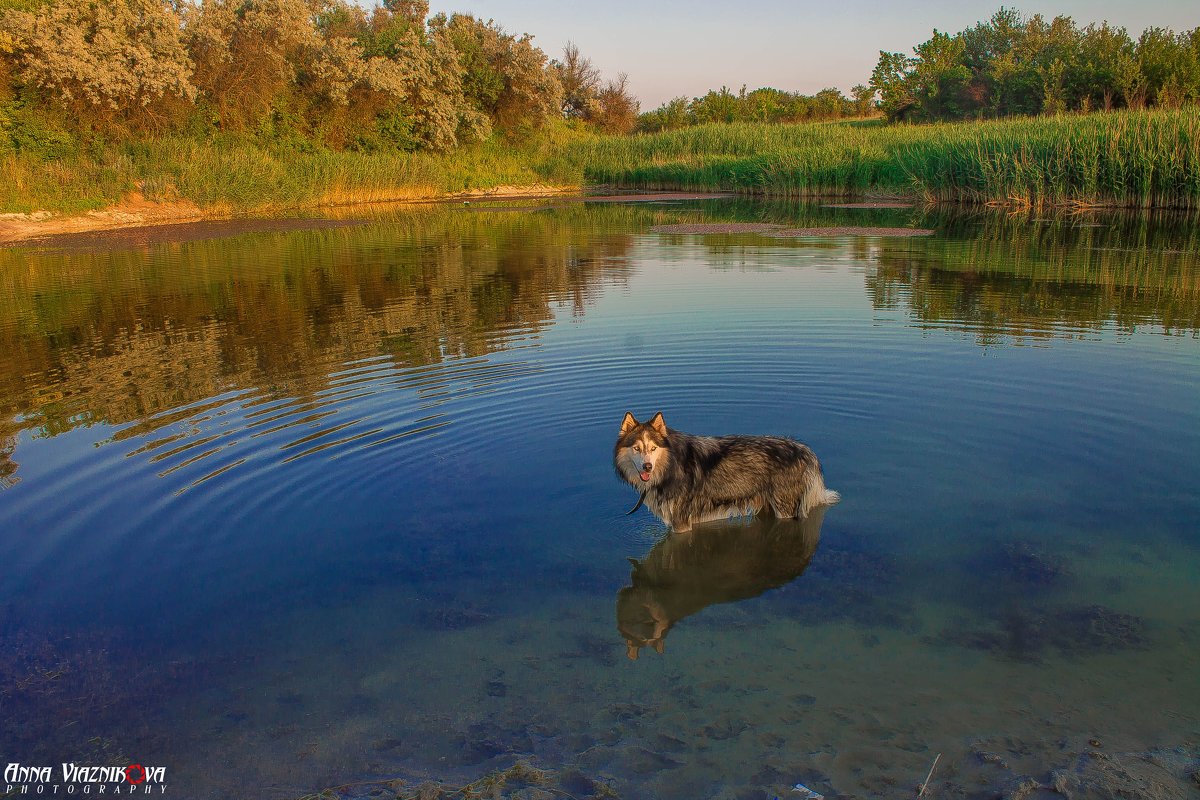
[1,198,1198,799]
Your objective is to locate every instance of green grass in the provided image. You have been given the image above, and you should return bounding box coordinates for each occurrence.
[1,109,1197,215]
[0,128,588,215]
[562,109,1200,209]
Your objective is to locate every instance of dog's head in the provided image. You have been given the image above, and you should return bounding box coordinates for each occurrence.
[616,583,669,660]
[614,411,670,486]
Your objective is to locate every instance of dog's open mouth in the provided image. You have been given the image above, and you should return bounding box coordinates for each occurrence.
[639,470,651,482]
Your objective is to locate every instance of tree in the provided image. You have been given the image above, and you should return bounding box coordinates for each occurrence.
[305,31,410,147]
[354,4,486,151]
[552,41,600,119]
[850,84,875,116]
[745,87,788,122]
[1136,27,1193,108]
[436,14,562,135]
[4,0,195,128]
[812,87,847,118]
[382,0,426,25]
[910,30,972,119]
[1078,22,1133,110]
[590,72,638,133]
[959,8,1024,115]
[1183,28,1200,102]
[690,86,740,123]
[870,51,916,121]
[1116,49,1148,109]
[187,0,319,130]
[637,96,688,132]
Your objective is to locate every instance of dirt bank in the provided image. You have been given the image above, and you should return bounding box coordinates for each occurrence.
[10,218,368,251]
[0,184,578,246]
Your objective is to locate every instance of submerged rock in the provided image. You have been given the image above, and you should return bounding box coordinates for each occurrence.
[702,717,749,741]
[620,745,685,775]
[1054,605,1147,654]
[456,721,534,765]
[998,541,1069,587]
[557,768,599,797]
[967,539,1071,597]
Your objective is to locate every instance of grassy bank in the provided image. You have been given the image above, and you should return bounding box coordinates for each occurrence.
[0,130,586,216]
[564,109,1200,209]
[1,109,1198,217]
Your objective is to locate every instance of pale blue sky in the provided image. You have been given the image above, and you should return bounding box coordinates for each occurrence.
[419,0,1198,109]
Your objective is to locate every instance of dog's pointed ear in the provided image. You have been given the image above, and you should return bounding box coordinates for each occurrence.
[619,411,638,435]
[649,412,667,436]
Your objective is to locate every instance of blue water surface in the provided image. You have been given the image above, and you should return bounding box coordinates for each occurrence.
[0,200,1197,798]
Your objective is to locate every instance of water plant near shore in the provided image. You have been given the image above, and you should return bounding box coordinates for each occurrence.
[1,109,1197,217]
[565,109,1200,209]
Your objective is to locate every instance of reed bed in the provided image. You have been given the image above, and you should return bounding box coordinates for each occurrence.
[1,109,1196,214]
[564,109,1200,209]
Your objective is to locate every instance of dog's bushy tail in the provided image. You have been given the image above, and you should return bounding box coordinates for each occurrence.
[802,465,841,517]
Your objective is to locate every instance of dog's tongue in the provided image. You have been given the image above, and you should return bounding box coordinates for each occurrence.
[639,470,651,482]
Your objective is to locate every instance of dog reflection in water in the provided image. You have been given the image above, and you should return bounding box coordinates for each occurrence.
[617,508,826,660]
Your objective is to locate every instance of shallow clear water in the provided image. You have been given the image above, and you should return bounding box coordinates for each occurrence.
[1,199,1198,799]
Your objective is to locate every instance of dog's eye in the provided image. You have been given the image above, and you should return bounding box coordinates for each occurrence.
[633,445,641,453]
[649,446,657,452]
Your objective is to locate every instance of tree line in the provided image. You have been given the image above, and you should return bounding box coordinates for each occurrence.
[0,0,640,154]
[634,7,1200,132]
[870,8,1200,121]
[638,85,875,132]
[1,1,1196,161]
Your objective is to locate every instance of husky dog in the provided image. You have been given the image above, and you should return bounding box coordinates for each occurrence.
[614,412,839,532]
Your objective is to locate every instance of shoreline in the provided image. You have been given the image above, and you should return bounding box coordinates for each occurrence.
[0,186,752,246]
[0,184,581,246]
[5,181,1193,248]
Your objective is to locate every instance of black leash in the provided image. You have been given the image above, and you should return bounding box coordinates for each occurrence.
[625,490,648,515]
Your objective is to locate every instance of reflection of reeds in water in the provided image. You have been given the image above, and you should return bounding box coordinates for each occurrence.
[2,200,1197,485]
[864,209,1200,341]
[0,207,644,484]
[630,198,1200,340]
[0,430,18,489]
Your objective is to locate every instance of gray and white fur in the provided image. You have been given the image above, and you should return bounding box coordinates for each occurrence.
[614,411,840,532]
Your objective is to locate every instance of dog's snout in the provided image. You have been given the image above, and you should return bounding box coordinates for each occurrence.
[641,463,652,472]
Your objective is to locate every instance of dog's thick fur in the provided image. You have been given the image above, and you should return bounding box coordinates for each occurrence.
[614,411,839,532]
